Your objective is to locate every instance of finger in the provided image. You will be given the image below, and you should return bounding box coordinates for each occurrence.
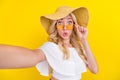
[75,24,80,33]
[78,26,81,31]
[83,28,88,35]
[74,24,78,29]
[85,28,88,34]
[84,28,88,32]
[76,24,81,32]
[81,27,84,32]
[83,27,86,32]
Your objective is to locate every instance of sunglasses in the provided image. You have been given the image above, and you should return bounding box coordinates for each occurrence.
[56,25,73,30]
[56,21,74,30]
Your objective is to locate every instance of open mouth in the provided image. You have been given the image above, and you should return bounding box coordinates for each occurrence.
[63,32,68,37]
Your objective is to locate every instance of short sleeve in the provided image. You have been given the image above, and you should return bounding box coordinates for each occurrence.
[36,60,49,76]
[35,42,76,76]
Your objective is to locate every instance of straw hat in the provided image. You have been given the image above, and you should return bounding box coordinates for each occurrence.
[40,6,89,32]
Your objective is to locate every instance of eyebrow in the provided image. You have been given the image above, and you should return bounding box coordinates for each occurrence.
[67,18,73,21]
[68,17,72,19]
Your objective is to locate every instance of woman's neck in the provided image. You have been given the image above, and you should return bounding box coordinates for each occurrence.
[63,39,72,47]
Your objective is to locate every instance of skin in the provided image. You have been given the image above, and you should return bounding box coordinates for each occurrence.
[0,15,98,80]
[56,15,73,46]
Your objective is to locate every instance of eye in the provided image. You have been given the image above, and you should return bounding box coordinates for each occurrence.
[68,20,73,25]
[57,20,63,25]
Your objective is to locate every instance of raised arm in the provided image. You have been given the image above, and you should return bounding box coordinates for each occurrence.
[81,39,98,74]
[74,24,98,74]
[0,44,45,69]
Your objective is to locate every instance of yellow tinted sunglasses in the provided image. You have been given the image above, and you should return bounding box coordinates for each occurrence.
[56,24,73,30]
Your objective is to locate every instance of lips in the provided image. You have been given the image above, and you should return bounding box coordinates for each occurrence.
[63,32,68,37]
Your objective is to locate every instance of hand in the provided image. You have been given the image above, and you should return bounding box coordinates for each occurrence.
[75,23,88,41]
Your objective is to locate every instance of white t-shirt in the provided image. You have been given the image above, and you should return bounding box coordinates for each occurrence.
[36,42,87,80]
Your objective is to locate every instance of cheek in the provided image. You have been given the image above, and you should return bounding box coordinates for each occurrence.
[68,31,72,35]
[58,30,62,36]
[58,30,73,36]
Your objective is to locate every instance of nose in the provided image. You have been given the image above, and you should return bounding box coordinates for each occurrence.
[63,22,67,30]
[63,26,67,30]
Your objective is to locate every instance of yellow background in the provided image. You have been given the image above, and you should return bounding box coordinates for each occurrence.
[0,0,120,80]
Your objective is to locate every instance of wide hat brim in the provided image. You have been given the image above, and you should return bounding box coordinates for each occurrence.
[40,6,89,33]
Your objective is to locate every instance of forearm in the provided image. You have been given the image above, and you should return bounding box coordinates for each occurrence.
[0,44,40,69]
[81,39,98,73]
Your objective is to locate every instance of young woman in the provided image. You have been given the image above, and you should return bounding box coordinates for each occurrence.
[0,6,98,80]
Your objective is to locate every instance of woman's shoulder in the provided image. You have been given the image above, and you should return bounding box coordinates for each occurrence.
[40,41,63,58]
[40,41,59,50]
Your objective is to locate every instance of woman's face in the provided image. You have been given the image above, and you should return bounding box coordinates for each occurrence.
[56,15,74,40]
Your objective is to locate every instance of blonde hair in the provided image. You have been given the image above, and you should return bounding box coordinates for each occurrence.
[47,13,88,73]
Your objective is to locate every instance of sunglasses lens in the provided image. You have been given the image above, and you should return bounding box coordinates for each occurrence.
[57,25,63,30]
[67,25,73,30]
[57,25,73,30]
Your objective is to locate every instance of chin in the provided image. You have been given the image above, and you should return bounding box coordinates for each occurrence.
[61,36,70,40]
